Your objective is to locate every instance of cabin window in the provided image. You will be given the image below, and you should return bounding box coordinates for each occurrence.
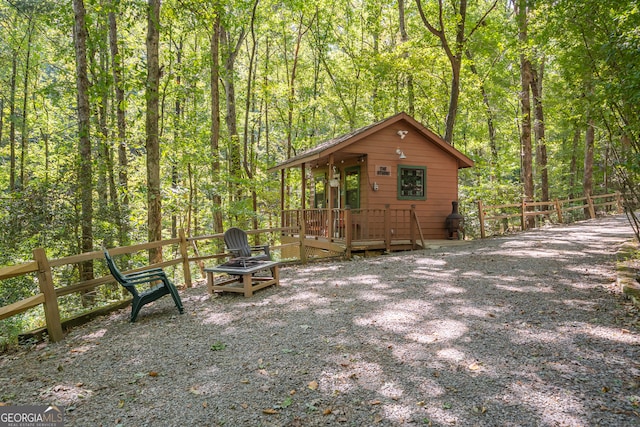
[314,174,326,208]
[397,165,426,200]
[344,166,360,208]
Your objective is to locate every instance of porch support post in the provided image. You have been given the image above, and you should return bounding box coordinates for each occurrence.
[280,169,285,228]
[299,162,307,263]
[300,163,306,210]
[328,154,335,240]
[384,204,391,252]
[344,207,352,259]
[299,215,307,264]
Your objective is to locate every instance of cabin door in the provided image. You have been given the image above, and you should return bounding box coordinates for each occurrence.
[344,166,360,209]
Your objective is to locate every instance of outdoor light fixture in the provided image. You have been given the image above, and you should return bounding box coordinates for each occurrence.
[396,148,406,159]
[397,130,408,139]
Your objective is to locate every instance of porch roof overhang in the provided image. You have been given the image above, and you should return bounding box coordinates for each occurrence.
[267,112,475,172]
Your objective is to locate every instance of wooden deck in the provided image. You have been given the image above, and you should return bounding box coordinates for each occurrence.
[282,234,470,261]
[280,206,469,261]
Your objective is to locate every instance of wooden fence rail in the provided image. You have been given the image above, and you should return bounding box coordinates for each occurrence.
[0,229,279,343]
[477,192,623,238]
[0,226,296,343]
[0,192,625,343]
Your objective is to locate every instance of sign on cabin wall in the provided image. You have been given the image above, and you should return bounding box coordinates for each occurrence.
[375,165,391,176]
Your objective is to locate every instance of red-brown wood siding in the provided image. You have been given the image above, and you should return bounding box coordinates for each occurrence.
[316,120,462,239]
[355,124,458,239]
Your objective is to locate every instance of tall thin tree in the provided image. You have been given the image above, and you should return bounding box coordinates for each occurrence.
[146,0,162,262]
[398,0,414,115]
[20,16,34,188]
[9,55,17,191]
[210,11,224,236]
[415,0,498,144]
[531,60,548,203]
[108,3,130,247]
[73,0,93,279]
[515,0,534,227]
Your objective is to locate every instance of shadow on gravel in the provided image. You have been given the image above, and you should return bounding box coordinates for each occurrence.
[4,216,638,426]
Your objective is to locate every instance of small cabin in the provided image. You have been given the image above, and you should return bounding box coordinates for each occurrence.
[269,112,474,259]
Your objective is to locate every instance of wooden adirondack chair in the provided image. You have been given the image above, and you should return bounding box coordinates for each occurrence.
[103,248,184,322]
[223,227,271,260]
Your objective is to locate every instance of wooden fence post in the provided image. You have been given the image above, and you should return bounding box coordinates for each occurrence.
[616,191,623,213]
[555,199,564,224]
[587,194,596,219]
[178,228,192,288]
[33,248,63,342]
[521,199,527,231]
[478,200,486,238]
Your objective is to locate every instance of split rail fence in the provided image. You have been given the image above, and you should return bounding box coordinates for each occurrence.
[477,192,624,238]
[0,192,625,343]
[0,228,292,343]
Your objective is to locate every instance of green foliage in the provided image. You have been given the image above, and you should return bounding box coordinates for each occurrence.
[0,0,639,347]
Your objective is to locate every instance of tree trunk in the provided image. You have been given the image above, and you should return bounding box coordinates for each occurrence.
[73,0,94,285]
[243,0,260,232]
[445,59,462,145]
[583,118,595,217]
[172,39,183,239]
[146,0,162,263]
[283,12,310,212]
[20,17,34,188]
[531,60,548,203]
[210,14,224,236]
[243,0,258,181]
[415,0,497,144]
[569,128,580,199]
[221,24,246,217]
[0,100,3,162]
[398,0,414,116]
[465,49,497,172]
[108,6,130,247]
[9,55,16,191]
[515,0,534,227]
[90,22,111,220]
[263,37,271,162]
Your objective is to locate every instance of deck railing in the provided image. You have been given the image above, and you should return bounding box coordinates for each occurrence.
[283,205,418,242]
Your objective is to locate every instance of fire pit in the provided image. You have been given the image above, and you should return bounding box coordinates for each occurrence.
[445,201,464,240]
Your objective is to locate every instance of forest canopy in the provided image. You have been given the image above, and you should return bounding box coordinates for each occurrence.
[0,0,639,264]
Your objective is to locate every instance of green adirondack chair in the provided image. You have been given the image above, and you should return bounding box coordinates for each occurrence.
[103,248,184,322]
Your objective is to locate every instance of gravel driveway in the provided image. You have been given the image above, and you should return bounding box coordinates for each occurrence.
[1,214,639,426]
